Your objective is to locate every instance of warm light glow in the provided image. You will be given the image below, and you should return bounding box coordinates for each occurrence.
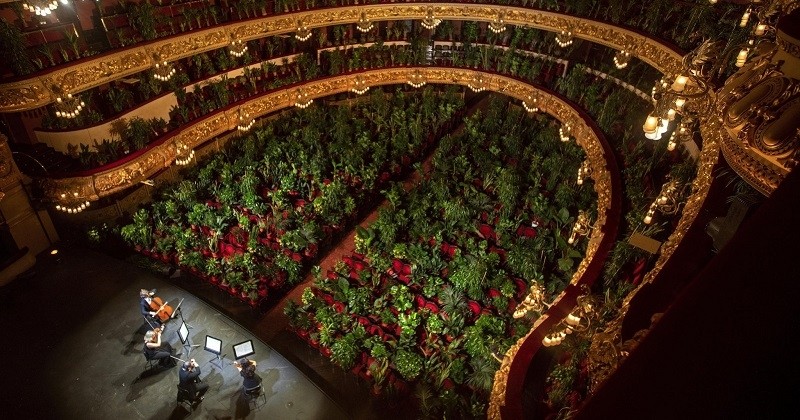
[613,50,631,69]
[740,10,751,27]
[754,24,767,36]
[671,75,688,92]
[50,249,59,255]
[674,98,686,111]
[421,8,441,30]
[736,49,749,67]
[643,115,659,133]
[555,30,573,48]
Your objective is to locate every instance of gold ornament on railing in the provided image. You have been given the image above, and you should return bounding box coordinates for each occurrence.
[513,281,550,319]
[543,285,597,347]
[613,50,631,69]
[53,86,85,119]
[229,34,248,58]
[294,89,313,108]
[577,160,592,185]
[559,123,572,142]
[407,70,427,88]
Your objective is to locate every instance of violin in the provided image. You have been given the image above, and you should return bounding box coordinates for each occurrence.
[147,291,174,322]
[150,327,162,343]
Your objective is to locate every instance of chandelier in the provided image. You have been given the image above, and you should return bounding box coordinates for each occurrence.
[174,141,195,166]
[468,75,488,93]
[643,179,685,224]
[229,35,248,58]
[522,94,539,113]
[350,76,369,95]
[295,89,313,108]
[577,160,592,185]
[421,7,441,30]
[356,12,374,33]
[54,88,85,119]
[153,56,176,82]
[555,30,573,48]
[55,192,90,214]
[568,210,593,244]
[488,13,506,34]
[407,70,427,88]
[237,108,254,132]
[295,21,312,42]
[23,0,66,16]
[613,50,631,69]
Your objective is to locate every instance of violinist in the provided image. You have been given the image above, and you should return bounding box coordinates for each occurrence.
[179,358,209,405]
[143,327,180,367]
[140,289,163,327]
[234,358,262,389]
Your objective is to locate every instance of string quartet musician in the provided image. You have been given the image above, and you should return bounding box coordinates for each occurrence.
[234,358,262,389]
[179,358,209,405]
[140,289,163,327]
[143,327,180,367]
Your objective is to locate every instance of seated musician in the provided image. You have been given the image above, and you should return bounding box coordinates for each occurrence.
[234,358,262,389]
[143,328,179,367]
[140,289,163,327]
[179,359,209,404]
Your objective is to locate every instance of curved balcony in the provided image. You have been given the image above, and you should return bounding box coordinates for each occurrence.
[0,2,685,112]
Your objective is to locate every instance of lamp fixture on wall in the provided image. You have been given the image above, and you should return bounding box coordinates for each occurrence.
[559,123,572,142]
[643,178,685,224]
[153,55,176,82]
[237,108,254,132]
[614,50,631,69]
[577,160,592,185]
[543,285,596,347]
[488,13,506,34]
[513,282,550,319]
[356,12,374,33]
[350,76,369,95]
[55,192,90,214]
[53,87,85,119]
[568,210,593,244]
[23,0,66,16]
[421,7,441,30]
[555,30,574,48]
[229,35,248,58]
[468,75,488,93]
[522,94,539,113]
[295,89,313,108]
[407,70,427,88]
[295,21,312,42]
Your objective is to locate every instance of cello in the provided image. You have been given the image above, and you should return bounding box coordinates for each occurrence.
[146,290,174,322]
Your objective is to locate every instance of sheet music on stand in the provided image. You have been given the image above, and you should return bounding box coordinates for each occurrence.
[204,335,225,368]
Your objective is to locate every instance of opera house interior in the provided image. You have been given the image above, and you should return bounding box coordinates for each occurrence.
[0,0,798,418]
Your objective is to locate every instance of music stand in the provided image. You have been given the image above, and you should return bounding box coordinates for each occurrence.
[170,298,185,320]
[178,321,200,355]
[233,340,255,360]
[204,335,224,368]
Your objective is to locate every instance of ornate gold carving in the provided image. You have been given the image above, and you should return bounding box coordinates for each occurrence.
[584,99,721,392]
[0,4,683,112]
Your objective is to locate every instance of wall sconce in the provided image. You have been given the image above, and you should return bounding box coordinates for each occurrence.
[643,178,685,224]
[53,86,85,119]
[237,108,254,132]
[174,141,195,166]
[577,160,592,185]
[356,12,374,33]
[153,54,176,82]
[350,76,369,95]
[614,50,631,69]
[295,20,312,42]
[568,210,593,244]
[559,123,572,142]
[421,7,441,30]
[522,94,539,113]
[55,191,90,214]
[228,35,248,58]
[488,13,506,34]
[513,281,551,319]
[468,74,488,93]
[295,89,313,108]
[543,285,596,347]
[555,29,573,48]
[407,70,427,88]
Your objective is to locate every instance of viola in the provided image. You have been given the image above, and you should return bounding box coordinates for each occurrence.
[149,294,174,322]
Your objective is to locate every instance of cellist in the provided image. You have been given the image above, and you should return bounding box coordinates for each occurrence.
[140,288,164,327]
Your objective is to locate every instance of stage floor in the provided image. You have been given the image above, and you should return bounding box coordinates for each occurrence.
[0,247,348,420]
